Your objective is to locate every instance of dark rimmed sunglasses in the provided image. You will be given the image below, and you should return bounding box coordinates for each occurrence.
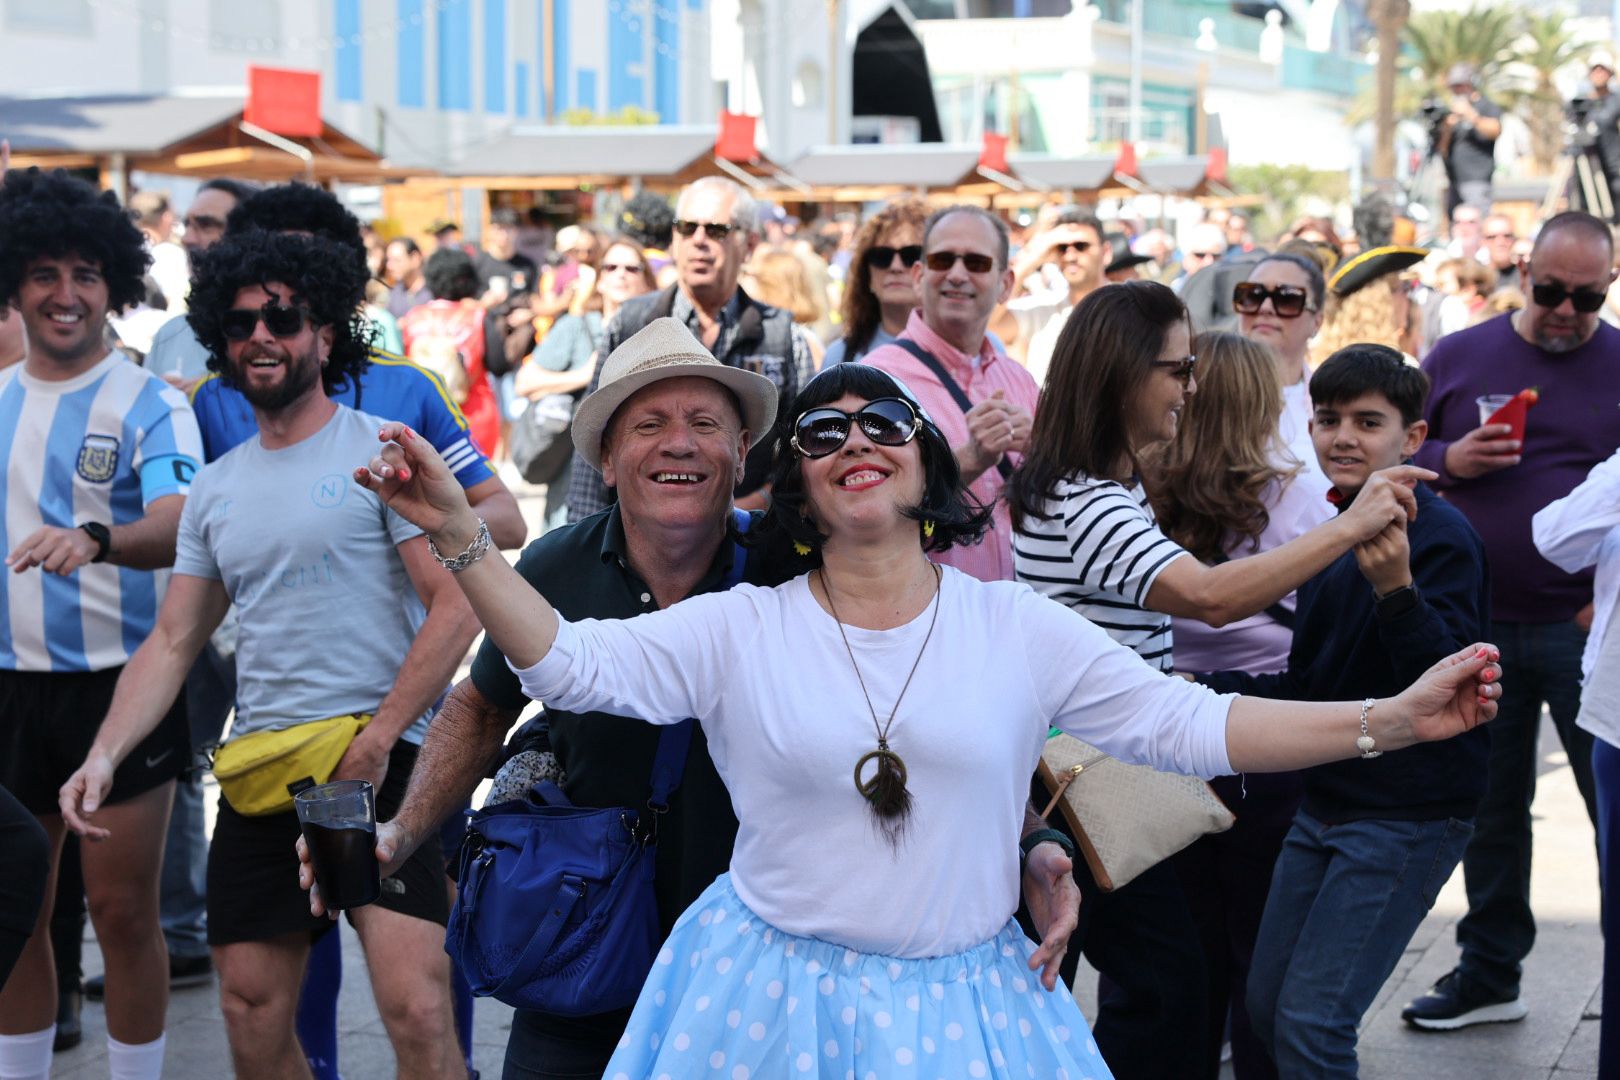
[923,250,996,273]
[672,219,736,241]
[791,397,921,459]
[1233,282,1315,318]
[1149,355,1198,384]
[863,244,923,270]
[221,302,311,342]
[1528,277,1607,313]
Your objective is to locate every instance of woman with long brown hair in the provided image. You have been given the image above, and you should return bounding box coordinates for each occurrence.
[824,200,930,364]
[744,244,829,366]
[1141,331,1333,1080]
[1008,280,1430,1075]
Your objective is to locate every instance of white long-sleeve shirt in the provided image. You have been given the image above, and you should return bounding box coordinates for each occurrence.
[511,566,1235,959]
[1533,447,1620,744]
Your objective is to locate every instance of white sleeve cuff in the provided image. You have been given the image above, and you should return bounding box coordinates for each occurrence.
[506,616,581,703]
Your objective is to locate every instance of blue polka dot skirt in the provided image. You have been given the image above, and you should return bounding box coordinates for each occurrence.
[604,874,1114,1080]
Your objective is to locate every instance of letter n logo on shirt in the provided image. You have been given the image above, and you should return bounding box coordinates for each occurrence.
[76,435,120,483]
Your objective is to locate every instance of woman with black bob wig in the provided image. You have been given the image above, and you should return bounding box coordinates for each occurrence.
[186,229,372,397]
[757,361,991,561]
[349,327,1503,1079]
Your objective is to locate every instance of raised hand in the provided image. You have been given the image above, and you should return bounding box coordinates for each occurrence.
[1394,642,1502,745]
[353,422,476,542]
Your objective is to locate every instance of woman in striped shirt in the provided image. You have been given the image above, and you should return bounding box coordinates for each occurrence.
[1006,281,1429,1078]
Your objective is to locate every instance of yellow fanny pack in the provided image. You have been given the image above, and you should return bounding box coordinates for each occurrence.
[212,714,372,817]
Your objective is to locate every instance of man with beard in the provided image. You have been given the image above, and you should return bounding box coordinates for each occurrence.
[58,229,479,1080]
[1006,207,1107,384]
[0,167,203,1080]
[1403,210,1620,1030]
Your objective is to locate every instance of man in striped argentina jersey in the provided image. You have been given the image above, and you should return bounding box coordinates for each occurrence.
[0,167,202,1080]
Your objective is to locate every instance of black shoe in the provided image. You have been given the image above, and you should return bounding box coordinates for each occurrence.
[82,953,213,1001]
[1401,970,1529,1030]
[53,987,82,1052]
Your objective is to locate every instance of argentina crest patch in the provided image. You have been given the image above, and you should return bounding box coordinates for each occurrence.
[76,434,120,483]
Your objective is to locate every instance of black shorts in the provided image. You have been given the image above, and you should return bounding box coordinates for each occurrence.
[0,667,188,815]
[206,739,448,946]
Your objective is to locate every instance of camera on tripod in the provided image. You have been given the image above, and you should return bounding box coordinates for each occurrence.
[1567,97,1600,150]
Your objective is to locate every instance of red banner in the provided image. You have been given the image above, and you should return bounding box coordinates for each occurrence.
[245,67,323,138]
[979,132,1009,173]
[716,111,758,163]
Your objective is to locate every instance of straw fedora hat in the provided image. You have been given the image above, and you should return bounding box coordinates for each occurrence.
[570,317,779,472]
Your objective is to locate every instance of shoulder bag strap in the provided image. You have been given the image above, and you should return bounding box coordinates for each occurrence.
[645,509,753,810]
[891,339,1012,481]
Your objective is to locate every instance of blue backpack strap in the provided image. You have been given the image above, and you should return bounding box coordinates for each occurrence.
[646,508,752,810]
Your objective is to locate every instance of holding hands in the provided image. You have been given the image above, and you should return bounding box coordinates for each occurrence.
[1339,465,1435,542]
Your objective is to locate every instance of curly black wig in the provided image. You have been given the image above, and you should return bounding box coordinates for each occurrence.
[0,168,151,312]
[226,183,367,263]
[186,230,371,395]
[754,363,992,562]
[619,191,675,249]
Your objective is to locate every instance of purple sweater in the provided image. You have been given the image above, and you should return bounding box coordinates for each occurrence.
[1415,313,1620,622]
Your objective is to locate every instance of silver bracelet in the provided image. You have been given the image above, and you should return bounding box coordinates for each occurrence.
[1356,697,1383,759]
[428,519,491,572]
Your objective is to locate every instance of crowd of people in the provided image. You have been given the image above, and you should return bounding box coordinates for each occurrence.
[3,148,1618,1080]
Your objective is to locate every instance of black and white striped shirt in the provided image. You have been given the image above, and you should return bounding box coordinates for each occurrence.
[1013,475,1189,672]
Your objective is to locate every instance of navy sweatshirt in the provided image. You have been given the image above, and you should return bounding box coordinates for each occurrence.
[1198,483,1491,824]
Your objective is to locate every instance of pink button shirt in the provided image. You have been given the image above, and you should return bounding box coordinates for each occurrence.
[864,311,1041,582]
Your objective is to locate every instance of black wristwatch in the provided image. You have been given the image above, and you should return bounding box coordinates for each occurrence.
[1374,584,1419,619]
[79,522,111,563]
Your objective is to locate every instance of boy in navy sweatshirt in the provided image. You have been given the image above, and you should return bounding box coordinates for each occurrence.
[1197,343,1490,1078]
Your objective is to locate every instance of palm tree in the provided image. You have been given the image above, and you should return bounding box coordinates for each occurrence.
[1369,0,1411,181]
[1503,13,1593,174]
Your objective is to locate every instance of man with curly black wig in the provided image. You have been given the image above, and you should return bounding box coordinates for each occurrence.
[59,229,479,1080]
[0,167,204,1080]
[185,182,525,550]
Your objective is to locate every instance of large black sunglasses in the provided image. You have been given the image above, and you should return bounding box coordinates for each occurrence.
[1232,282,1315,317]
[863,244,924,270]
[1528,277,1608,313]
[672,219,736,241]
[221,302,311,342]
[791,397,921,459]
[1149,355,1198,385]
[923,250,996,273]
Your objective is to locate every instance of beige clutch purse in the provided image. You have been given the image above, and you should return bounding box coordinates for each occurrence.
[1038,732,1235,892]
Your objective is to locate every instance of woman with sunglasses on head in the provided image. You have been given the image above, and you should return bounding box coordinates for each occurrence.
[1234,251,1329,486]
[1008,281,1437,1076]
[515,234,657,532]
[349,331,1501,1080]
[824,200,929,365]
[1140,331,1333,1080]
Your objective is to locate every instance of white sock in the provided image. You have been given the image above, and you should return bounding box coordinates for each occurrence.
[107,1032,166,1080]
[0,1027,54,1080]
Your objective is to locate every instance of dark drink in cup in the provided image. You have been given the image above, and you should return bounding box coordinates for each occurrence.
[302,821,381,909]
[295,779,380,910]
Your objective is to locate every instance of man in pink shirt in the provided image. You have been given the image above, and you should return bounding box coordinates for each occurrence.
[864,205,1040,582]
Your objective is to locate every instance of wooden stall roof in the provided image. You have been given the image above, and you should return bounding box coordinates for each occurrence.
[784,143,1035,195]
[0,93,419,182]
[439,124,792,191]
[1007,154,1121,194]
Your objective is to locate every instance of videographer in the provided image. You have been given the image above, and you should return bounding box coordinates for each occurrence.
[1436,63,1504,218]
[1580,52,1620,221]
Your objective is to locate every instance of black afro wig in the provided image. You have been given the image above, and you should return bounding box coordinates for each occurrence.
[0,168,151,312]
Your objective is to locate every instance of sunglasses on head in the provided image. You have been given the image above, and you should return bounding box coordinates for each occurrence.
[1232,282,1316,318]
[923,250,997,273]
[1150,355,1198,385]
[673,219,736,241]
[221,302,311,342]
[1529,277,1608,313]
[863,244,924,270]
[791,397,922,459]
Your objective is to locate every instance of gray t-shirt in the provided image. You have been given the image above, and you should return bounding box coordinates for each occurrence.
[175,405,430,742]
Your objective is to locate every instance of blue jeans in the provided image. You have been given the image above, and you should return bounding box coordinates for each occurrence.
[1457,619,1597,997]
[1248,811,1474,1078]
[1593,736,1620,1079]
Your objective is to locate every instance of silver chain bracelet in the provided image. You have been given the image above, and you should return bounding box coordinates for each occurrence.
[1356,697,1383,759]
[428,519,491,572]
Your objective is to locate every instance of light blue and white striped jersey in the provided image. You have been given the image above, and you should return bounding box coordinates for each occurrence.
[0,351,204,672]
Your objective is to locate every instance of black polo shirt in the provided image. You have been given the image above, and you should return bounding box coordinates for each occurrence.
[467,505,792,1038]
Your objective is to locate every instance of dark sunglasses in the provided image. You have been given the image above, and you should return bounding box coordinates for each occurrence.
[791,397,921,459]
[1150,355,1198,384]
[923,250,996,273]
[598,262,642,275]
[673,219,735,241]
[863,244,923,270]
[221,302,310,342]
[1232,282,1316,318]
[1054,241,1092,255]
[1529,278,1608,313]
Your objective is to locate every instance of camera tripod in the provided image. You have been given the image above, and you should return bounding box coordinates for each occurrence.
[1541,143,1615,220]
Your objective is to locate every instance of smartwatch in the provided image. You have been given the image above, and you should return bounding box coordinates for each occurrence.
[79,522,111,563]
[1374,584,1419,619]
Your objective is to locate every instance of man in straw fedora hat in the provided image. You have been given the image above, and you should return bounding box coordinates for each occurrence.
[321,316,787,1077]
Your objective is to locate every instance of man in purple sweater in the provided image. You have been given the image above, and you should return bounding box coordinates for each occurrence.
[1402,210,1620,1029]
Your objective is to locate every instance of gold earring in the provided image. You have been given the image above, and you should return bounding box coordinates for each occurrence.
[922,520,935,540]
[793,540,813,556]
